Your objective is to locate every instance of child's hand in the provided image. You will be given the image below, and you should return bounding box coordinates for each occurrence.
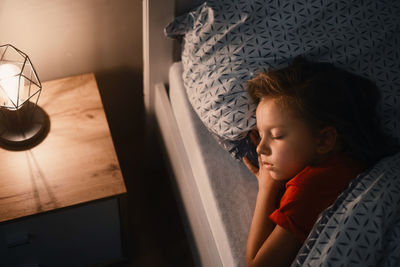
[243,155,279,190]
[248,129,260,147]
[243,131,283,190]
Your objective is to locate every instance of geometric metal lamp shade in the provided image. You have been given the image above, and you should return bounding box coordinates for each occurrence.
[0,44,42,110]
[0,44,49,150]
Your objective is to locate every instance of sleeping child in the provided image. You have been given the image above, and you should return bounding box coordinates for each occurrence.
[243,56,390,267]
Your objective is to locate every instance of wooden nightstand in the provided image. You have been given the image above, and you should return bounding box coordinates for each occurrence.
[0,73,127,265]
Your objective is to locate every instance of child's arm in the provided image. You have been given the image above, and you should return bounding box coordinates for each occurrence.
[244,157,302,267]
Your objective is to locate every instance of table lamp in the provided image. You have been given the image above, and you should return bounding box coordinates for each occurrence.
[0,44,49,150]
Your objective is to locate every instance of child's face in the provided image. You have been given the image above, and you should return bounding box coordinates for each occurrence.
[256,97,320,181]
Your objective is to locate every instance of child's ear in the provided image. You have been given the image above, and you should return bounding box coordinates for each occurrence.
[315,126,338,154]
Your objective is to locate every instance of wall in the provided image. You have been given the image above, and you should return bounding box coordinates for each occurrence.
[0,0,142,82]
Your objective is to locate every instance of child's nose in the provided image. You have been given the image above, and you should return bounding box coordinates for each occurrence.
[256,139,271,155]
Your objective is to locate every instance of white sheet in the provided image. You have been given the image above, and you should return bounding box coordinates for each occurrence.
[169,62,258,266]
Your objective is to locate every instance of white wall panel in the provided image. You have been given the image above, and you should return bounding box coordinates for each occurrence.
[0,0,142,81]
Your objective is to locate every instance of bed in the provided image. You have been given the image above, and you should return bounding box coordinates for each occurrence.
[143,2,257,265]
[143,0,400,266]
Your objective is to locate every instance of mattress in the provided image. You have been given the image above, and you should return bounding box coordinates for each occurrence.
[169,62,258,266]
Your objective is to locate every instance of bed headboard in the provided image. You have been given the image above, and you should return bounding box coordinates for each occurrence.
[142,0,205,120]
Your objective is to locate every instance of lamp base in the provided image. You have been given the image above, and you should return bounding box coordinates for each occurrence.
[0,102,50,150]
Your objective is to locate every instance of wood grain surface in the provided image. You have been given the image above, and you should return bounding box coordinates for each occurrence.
[0,73,126,223]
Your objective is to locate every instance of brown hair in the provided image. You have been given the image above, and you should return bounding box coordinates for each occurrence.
[247,56,394,166]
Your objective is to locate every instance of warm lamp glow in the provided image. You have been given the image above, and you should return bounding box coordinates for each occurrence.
[0,44,49,150]
[0,63,24,109]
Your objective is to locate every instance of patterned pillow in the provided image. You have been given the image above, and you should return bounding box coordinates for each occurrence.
[165,0,400,161]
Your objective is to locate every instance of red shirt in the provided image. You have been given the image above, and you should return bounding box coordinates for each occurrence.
[269,153,366,243]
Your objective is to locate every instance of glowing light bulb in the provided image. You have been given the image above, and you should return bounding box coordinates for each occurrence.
[0,63,24,109]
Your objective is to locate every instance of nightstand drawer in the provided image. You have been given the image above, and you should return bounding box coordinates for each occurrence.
[0,198,122,266]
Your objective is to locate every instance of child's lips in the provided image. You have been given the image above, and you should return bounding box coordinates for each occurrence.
[262,161,274,169]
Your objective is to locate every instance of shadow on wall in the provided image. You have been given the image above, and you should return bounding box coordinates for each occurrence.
[94,68,195,267]
[95,67,144,174]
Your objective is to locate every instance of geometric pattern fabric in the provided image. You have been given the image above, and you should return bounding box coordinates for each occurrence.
[293,152,400,267]
[165,0,400,160]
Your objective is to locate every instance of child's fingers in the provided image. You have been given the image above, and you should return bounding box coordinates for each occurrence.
[243,156,259,175]
[249,130,260,146]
